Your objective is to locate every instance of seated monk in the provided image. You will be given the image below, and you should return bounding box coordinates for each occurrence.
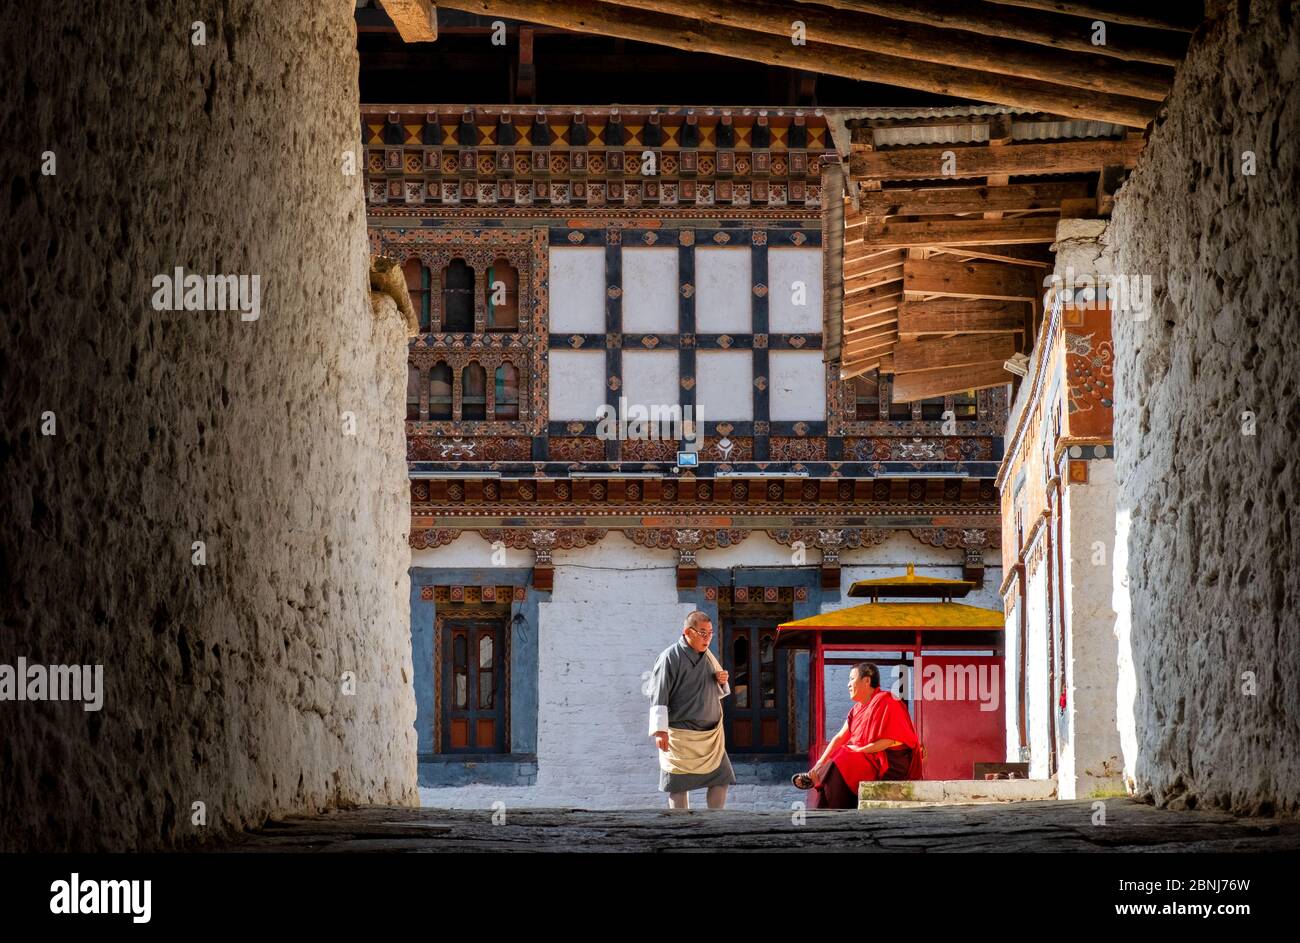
[792,661,923,808]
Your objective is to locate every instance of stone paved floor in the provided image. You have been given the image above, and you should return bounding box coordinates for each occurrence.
[211,799,1300,852]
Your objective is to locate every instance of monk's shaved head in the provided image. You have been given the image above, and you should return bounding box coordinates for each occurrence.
[683,610,712,630]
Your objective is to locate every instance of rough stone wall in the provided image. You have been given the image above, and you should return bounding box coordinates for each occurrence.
[1104,0,1299,815]
[0,2,417,850]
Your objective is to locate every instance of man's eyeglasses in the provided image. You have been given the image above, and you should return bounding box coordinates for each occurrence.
[687,625,714,636]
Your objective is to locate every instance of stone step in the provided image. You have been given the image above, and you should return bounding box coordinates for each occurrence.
[859,778,1058,804]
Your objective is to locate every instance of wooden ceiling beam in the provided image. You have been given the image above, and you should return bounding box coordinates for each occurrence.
[840,360,882,381]
[844,298,903,323]
[844,257,905,281]
[439,1,1158,126]
[602,0,1175,100]
[860,216,1060,248]
[844,313,899,335]
[789,0,1188,65]
[851,137,1144,179]
[894,334,1018,372]
[890,361,1014,400]
[859,181,1089,217]
[898,299,1028,337]
[843,329,900,354]
[380,0,438,42]
[934,244,1055,268]
[904,258,1043,301]
[983,1,1202,32]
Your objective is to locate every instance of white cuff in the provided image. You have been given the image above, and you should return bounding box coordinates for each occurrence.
[650,705,669,736]
[718,681,731,698]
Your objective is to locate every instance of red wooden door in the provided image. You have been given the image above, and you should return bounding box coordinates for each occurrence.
[913,654,1005,780]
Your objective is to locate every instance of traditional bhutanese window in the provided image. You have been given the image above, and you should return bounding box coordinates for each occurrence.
[428,363,452,420]
[442,258,474,332]
[888,395,913,421]
[402,258,431,332]
[953,389,978,420]
[724,619,789,753]
[494,363,520,420]
[442,619,506,753]
[406,363,421,421]
[851,370,880,421]
[485,258,519,332]
[461,362,487,420]
[920,395,947,421]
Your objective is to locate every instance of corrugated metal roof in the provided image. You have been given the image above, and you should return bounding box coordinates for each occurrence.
[868,118,1126,148]
[838,106,1126,148]
[839,105,1028,120]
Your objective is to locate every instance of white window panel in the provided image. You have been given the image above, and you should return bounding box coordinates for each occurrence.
[695,350,753,422]
[621,351,680,411]
[768,247,823,334]
[695,247,752,334]
[548,350,607,421]
[621,247,679,333]
[548,247,606,333]
[768,350,826,421]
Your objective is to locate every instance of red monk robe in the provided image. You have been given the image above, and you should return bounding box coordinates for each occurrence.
[830,689,923,790]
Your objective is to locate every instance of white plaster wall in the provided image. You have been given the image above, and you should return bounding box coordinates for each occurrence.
[768,247,823,334]
[1024,560,1051,780]
[548,247,605,332]
[768,350,826,421]
[1061,461,1126,798]
[1113,506,1139,794]
[696,350,754,422]
[621,247,679,334]
[621,351,680,410]
[547,349,607,421]
[695,247,753,334]
[1003,599,1022,762]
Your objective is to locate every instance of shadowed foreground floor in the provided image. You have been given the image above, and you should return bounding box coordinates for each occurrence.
[209,800,1300,852]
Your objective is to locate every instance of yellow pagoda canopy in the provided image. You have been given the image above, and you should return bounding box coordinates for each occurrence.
[776,564,1002,646]
[847,562,975,599]
[778,601,1004,632]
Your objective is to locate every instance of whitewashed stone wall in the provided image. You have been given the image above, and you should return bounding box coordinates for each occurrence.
[415,531,1000,810]
[1060,461,1126,799]
[1103,0,1300,815]
[0,1,416,851]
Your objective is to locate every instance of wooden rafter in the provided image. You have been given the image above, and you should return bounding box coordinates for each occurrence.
[903,258,1043,301]
[439,0,1161,125]
[850,137,1145,180]
[380,0,438,42]
[894,334,1018,372]
[858,182,1089,218]
[891,361,1014,400]
[859,216,1060,248]
[898,300,1027,337]
[603,0,1175,100]
[983,1,1202,32]
[790,0,1191,65]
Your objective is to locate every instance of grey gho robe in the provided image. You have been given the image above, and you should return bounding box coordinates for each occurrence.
[648,635,737,793]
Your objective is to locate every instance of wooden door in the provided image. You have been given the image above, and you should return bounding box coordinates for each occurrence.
[723,619,788,752]
[441,619,506,753]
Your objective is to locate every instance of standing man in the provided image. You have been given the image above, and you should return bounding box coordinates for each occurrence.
[648,610,737,809]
